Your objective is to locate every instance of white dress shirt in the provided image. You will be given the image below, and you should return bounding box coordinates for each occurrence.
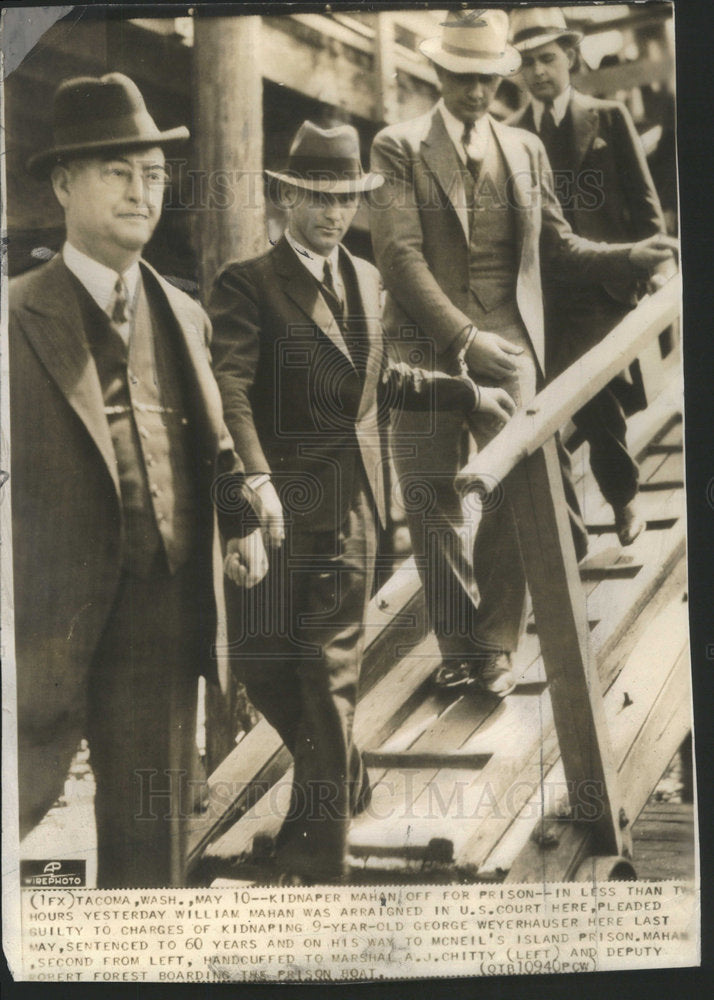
[285,228,344,302]
[437,98,492,164]
[531,85,572,132]
[63,242,140,344]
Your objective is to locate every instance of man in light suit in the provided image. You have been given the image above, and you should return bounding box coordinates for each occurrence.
[209,121,514,884]
[509,6,668,545]
[370,9,675,691]
[10,73,267,888]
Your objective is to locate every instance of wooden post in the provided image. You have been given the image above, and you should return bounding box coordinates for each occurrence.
[193,15,267,768]
[193,14,267,296]
[374,13,399,124]
[508,439,626,858]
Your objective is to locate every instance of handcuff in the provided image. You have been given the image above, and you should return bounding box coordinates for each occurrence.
[456,325,481,412]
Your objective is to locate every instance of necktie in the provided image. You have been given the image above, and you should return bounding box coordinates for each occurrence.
[321,259,344,319]
[462,122,481,183]
[109,276,130,325]
[539,104,557,155]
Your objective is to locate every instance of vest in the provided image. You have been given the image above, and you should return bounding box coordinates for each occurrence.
[463,136,520,321]
[80,273,198,577]
[538,107,576,225]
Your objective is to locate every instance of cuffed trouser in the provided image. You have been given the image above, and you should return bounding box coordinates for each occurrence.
[226,481,376,883]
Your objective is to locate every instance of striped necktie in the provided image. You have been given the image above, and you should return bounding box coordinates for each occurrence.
[109,276,130,325]
[461,122,481,183]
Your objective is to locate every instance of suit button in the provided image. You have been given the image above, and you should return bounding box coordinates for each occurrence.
[139,425,149,439]
[150,484,159,497]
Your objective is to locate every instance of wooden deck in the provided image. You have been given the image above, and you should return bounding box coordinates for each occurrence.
[193,372,691,886]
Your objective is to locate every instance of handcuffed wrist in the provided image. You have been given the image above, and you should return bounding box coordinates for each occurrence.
[246,473,271,491]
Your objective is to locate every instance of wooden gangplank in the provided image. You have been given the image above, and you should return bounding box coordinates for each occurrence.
[191,277,688,885]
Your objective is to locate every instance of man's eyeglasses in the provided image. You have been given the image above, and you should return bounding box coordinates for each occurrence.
[98,162,170,191]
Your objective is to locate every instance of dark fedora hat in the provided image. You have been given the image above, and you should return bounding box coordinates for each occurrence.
[27,72,190,177]
[265,121,384,193]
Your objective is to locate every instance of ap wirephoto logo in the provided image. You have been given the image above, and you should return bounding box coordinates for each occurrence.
[20,860,86,887]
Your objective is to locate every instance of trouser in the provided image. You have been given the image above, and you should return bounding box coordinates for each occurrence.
[226,481,376,882]
[87,553,202,889]
[391,296,587,661]
[547,287,640,510]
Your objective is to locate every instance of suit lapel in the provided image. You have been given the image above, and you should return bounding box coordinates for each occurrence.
[16,256,121,496]
[421,109,470,243]
[140,261,225,450]
[570,90,599,172]
[490,118,530,252]
[273,236,356,368]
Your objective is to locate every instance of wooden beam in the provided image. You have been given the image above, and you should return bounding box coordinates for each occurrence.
[509,439,624,857]
[456,275,681,496]
[374,13,399,125]
[193,15,268,294]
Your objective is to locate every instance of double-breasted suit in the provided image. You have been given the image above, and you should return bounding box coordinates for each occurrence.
[210,234,476,881]
[10,253,250,886]
[509,88,665,508]
[370,107,647,659]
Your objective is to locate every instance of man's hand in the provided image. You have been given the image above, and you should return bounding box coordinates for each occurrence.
[223,528,269,589]
[475,385,517,424]
[465,328,524,380]
[629,234,679,273]
[249,478,285,548]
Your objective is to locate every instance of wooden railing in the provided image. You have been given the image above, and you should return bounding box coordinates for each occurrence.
[454,274,682,863]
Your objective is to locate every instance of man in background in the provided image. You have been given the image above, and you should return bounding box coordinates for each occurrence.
[509,6,668,545]
[370,8,675,692]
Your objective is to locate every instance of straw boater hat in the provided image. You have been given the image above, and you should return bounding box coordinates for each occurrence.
[419,8,521,77]
[265,121,384,194]
[27,72,190,177]
[510,7,583,53]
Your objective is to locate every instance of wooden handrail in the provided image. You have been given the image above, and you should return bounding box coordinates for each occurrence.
[456,273,681,496]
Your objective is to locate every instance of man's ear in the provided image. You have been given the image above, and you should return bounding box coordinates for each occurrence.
[50,164,72,209]
[565,46,578,71]
[278,180,301,211]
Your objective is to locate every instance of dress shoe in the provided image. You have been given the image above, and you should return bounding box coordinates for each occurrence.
[613,500,645,546]
[432,659,478,690]
[433,652,516,698]
[477,652,516,698]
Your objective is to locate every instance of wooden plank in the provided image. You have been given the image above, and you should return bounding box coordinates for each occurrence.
[503,593,689,883]
[510,439,624,856]
[362,750,491,770]
[261,17,377,122]
[456,277,681,495]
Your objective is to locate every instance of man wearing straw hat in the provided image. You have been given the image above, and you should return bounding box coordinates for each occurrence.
[509,6,668,546]
[370,8,675,693]
[209,120,514,883]
[10,73,267,887]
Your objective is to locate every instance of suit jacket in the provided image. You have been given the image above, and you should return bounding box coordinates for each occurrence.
[369,107,646,374]
[509,88,664,308]
[9,254,248,749]
[209,235,476,532]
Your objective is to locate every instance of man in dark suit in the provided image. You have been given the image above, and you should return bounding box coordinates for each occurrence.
[370,9,675,691]
[10,73,267,888]
[209,121,514,884]
[509,6,668,545]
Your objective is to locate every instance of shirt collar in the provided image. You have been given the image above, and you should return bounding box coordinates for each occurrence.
[437,99,491,162]
[285,228,341,287]
[532,85,572,131]
[62,241,140,314]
